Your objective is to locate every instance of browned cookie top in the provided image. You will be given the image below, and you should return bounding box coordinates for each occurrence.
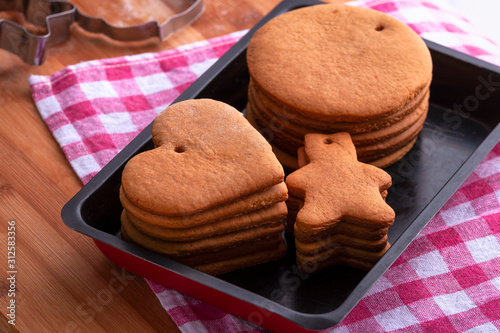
[247,4,432,122]
[286,132,395,232]
[121,99,285,217]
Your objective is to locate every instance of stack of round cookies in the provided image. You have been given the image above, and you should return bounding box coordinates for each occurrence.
[246,4,433,169]
[119,99,288,275]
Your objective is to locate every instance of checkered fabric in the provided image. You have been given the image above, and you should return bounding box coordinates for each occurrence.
[29,1,500,332]
[29,30,247,185]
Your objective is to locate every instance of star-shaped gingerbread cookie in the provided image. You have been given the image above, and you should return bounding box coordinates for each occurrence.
[285,132,395,272]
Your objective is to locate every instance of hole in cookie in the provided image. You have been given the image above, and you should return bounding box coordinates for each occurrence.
[174,145,185,153]
[324,138,333,145]
[375,24,385,31]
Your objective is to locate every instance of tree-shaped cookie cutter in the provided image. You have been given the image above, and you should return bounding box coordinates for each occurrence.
[0,0,205,65]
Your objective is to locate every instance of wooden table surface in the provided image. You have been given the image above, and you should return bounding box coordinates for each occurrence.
[0,0,344,332]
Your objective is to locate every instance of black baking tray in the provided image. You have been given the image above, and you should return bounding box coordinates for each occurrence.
[61,0,500,331]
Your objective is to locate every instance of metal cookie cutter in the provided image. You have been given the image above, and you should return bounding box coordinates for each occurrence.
[0,0,205,65]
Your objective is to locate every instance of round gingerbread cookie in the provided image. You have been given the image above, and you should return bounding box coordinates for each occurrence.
[247,4,432,122]
[121,99,285,218]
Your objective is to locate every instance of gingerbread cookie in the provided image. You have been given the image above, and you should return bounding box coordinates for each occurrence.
[285,132,395,272]
[246,4,432,169]
[122,99,285,217]
[120,99,288,275]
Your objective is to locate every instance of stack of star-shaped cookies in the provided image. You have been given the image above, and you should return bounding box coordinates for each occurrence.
[246,4,432,170]
[119,99,288,275]
[285,132,395,272]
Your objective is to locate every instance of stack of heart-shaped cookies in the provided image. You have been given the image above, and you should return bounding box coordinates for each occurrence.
[246,4,433,170]
[285,133,395,272]
[119,99,288,275]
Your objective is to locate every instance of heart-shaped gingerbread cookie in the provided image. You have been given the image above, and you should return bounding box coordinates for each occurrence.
[121,99,285,219]
[119,99,288,275]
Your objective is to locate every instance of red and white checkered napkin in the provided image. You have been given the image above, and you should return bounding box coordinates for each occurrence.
[30,1,500,332]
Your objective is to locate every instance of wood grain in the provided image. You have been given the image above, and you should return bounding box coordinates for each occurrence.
[0,0,343,331]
